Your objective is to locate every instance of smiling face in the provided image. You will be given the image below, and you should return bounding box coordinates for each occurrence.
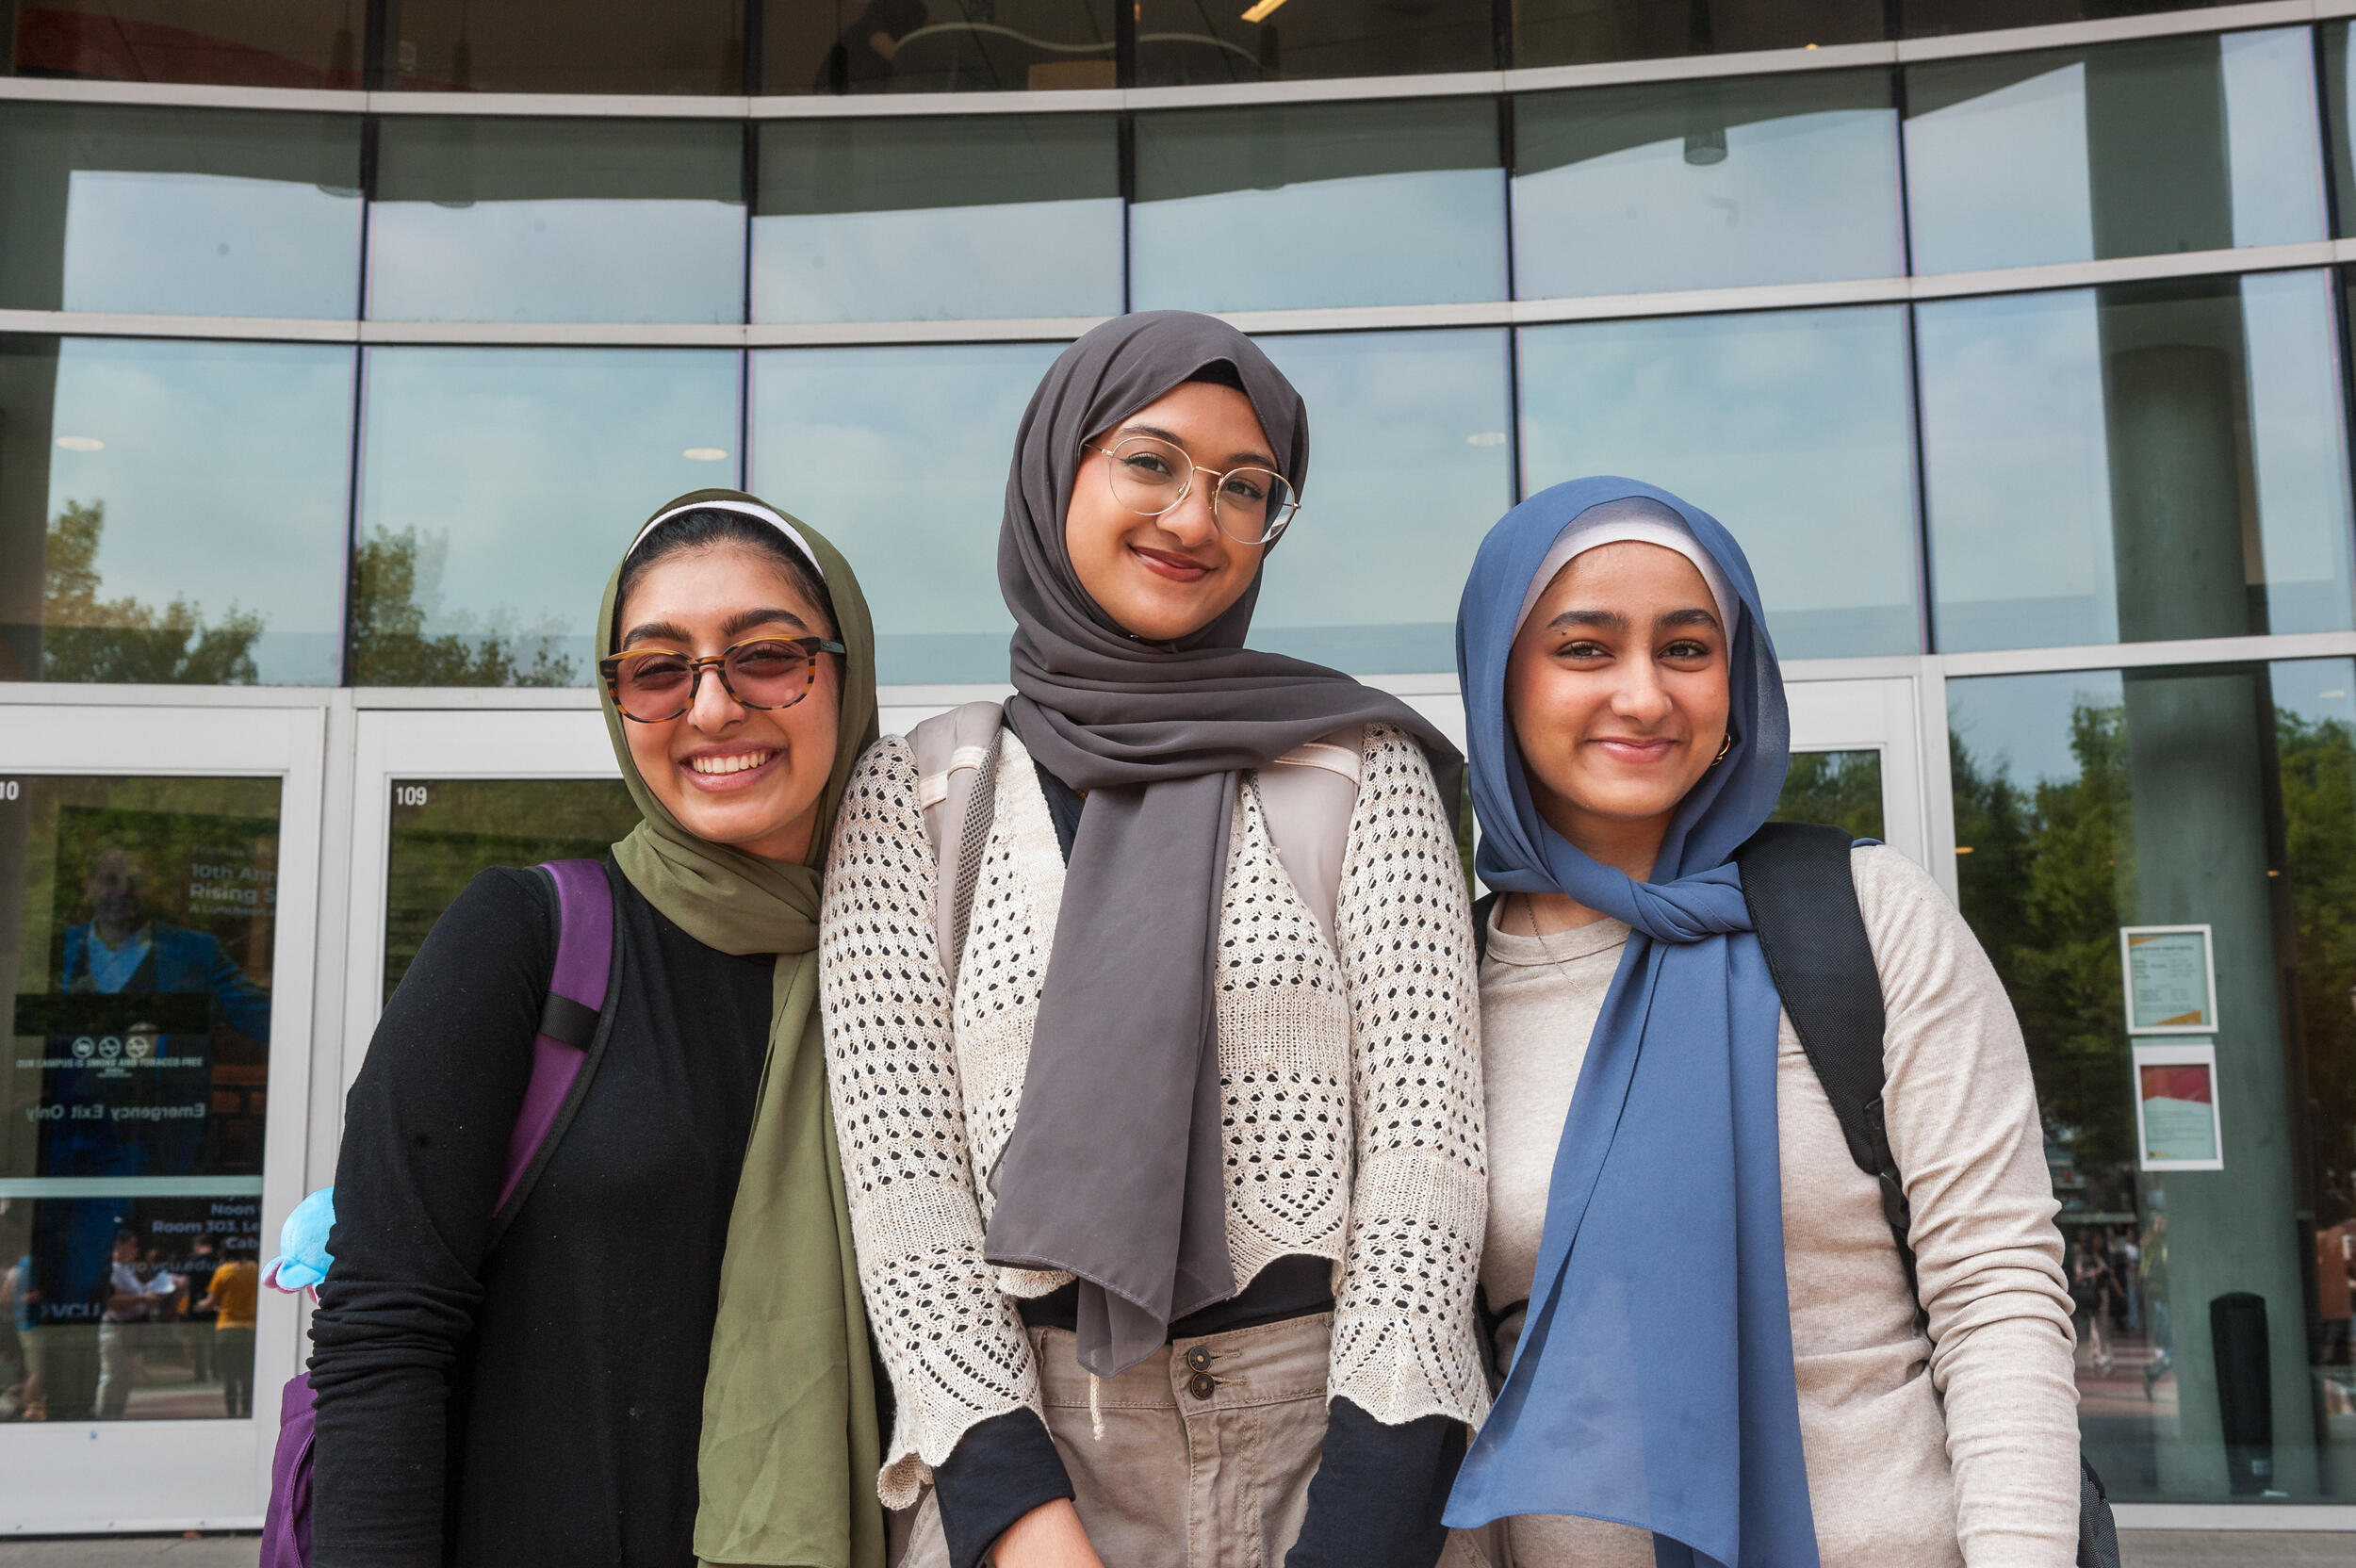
[1505,540,1732,877]
[613,542,842,864]
[1065,380,1274,643]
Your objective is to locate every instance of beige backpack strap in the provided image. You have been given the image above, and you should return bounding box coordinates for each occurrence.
[908,700,1006,982]
[1254,726,1366,948]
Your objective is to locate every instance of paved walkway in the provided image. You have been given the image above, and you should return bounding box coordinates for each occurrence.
[1,1532,2354,1565]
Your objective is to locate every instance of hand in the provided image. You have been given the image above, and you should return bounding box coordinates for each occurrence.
[989,1499,1104,1568]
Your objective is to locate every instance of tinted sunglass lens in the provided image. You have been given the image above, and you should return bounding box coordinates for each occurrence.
[725,642,811,707]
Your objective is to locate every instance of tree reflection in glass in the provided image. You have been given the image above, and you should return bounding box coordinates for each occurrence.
[1949,661,2356,1500]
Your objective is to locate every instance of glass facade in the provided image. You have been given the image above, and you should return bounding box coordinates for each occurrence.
[1920,271,2355,652]
[754,115,1120,323]
[1518,304,1921,661]
[368,119,744,324]
[1132,99,1504,313]
[0,335,354,686]
[0,104,362,319]
[1904,28,2327,275]
[7,2,2356,1531]
[2,773,280,1421]
[1511,70,1902,300]
[352,347,740,685]
[1949,659,2356,1499]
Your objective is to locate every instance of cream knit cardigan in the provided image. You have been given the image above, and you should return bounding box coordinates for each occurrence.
[818,721,1490,1508]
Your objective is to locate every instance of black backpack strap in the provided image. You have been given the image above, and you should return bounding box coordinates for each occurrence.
[1470,890,1500,964]
[1731,824,1915,1298]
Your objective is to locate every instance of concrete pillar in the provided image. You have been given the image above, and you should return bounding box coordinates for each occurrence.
[2108,331,2318,1496]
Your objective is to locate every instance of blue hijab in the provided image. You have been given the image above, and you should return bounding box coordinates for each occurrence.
[1443,477,1814,1568]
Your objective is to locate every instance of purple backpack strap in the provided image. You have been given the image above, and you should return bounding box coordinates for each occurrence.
[492,858,618,1219]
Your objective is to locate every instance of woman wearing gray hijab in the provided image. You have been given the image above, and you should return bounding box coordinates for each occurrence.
[818,312,1489,1568]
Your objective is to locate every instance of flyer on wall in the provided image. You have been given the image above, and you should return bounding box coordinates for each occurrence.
[2120,924,2217,1035]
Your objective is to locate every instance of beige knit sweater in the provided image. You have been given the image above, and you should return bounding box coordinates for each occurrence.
[819,722,1490,1509]
[1475,846,2080,1568]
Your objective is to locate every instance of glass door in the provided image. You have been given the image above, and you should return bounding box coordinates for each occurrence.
[341,705,633,1097]
[1779,675,1936,873]
[0,699,324,1532]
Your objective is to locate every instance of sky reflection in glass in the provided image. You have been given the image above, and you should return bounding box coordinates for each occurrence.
[354,347,741,684]
[0,105,361,318]
[367,120,744,324]
[1918,271,2353,652]
[6,336,353,684]
[1516,305,1920,660]
[748,341,1061,685]
[1905,27,2326,274]
[1248,329,1513,674]
[1130,99,1504,312]
[1513,71,1902,299]
[754,116,1121,323]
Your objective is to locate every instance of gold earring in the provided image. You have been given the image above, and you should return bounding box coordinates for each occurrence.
[1711,732,1734,766]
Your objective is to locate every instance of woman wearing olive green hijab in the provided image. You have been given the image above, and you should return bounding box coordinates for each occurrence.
[309,489,885,1568]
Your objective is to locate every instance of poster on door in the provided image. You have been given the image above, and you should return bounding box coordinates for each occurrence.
[2134,1040,2224,1171]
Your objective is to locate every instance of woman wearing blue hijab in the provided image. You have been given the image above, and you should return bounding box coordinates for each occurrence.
[1445,478,2080,1567]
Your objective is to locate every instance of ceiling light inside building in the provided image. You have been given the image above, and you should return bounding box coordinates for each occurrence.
[54,435,103,451]
[1240,0,1288,20]
[683,447,728,462]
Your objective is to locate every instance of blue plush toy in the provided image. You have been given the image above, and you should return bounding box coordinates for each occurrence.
[264,1187,336,1297]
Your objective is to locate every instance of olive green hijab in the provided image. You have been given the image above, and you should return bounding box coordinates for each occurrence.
[597,488,884,1568]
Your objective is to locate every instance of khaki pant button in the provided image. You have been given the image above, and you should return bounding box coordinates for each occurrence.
[1187,1371,1217,1400]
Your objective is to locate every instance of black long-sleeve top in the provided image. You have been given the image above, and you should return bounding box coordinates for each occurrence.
[926,765,1462,1568]
[307,862,774,1567]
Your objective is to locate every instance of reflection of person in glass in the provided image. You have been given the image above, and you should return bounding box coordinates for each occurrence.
[817,0,931,90]
[200,1252,257,1419]
[1446,480,2081,1564]
[310,493,885,1564]
[62,844,270,1048]
[96,1230,172,1419]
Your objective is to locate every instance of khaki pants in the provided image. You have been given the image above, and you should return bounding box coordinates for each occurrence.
[906,1314,1336,1568]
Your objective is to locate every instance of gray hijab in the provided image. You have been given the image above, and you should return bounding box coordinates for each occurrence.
[981,310,1464,1378]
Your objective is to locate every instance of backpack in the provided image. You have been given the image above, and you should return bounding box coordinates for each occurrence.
[908,701,1365,977]
[257,858,625,1568]
[1471,822,2121,1568]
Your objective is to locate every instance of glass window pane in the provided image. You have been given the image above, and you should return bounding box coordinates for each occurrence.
[2,774,280,1420]
[1248,329,1513,674]
[1133,0,1492,85]
[763,1,1118,95]
[2322,23,2356,238]
[1515,305,1920,660]
[1918,271,2353,653]
[748,341,1059,685]
[753,116,1120,323]
[1947,658,2356,1500]
[385,0,744,94]
[1131,99,1504,313]
[8,0,361,87]
[368,120,744,325]
[384,779,638,1001]
[352,346,741,686]
[1905,28,2328,275]
[0,104,361,318]
[0,335,352,686]
[1513,0,1882,71]
[1512,70,1902,300]
[1771,749,1884,841]
[1905,0,2221,38]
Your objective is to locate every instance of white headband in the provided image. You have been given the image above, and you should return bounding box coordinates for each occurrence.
[1513,497,1739,639]
[627,498,826,580]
